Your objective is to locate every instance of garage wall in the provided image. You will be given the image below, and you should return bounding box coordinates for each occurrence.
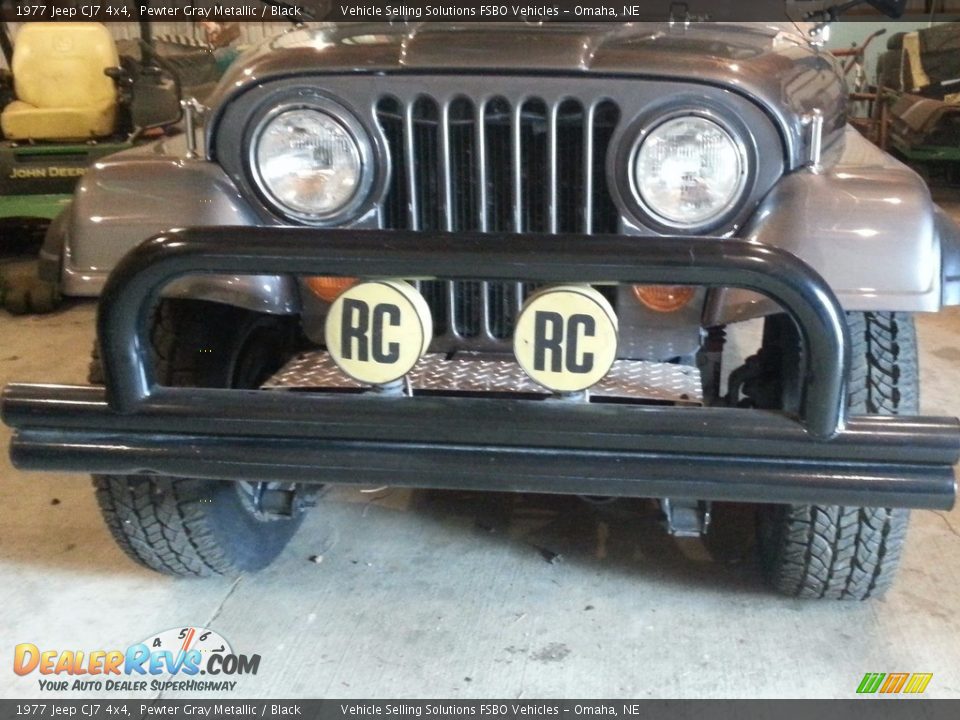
[826,20,948,81]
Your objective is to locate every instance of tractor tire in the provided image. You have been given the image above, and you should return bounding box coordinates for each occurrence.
[0,261,62,315]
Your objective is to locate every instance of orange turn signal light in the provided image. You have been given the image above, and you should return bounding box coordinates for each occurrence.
[306,276,357,303]
[632,284,696,313]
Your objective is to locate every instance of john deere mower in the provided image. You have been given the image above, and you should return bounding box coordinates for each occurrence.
[0,20,183,312]
[0,21,185,226]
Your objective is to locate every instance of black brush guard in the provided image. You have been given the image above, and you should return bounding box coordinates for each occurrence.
[2,228,958,510]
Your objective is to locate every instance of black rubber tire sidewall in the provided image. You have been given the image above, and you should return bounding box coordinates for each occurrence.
[92,299,303,576]
[756,311,917,599]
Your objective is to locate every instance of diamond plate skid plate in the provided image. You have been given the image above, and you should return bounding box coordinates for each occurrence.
[264,351,702,404]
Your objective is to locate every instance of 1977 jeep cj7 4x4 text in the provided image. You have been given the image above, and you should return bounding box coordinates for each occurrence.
[4,15,960,599]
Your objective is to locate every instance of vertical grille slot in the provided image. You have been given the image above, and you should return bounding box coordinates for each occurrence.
[412,96,442,232]
[411,97,448,335]
[557,99,586,233]
[376,90,622,349]
[376,96,408,231]
[483,97,513,234]
[448,97,479,233]
[519,99,549,234]
[447,97,483,339]
[590,101,621,235]
[483,96,522,339]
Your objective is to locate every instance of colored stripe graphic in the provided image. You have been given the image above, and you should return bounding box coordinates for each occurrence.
[857,672,932,694]
[880,673,910,693]
[857,673,885,694]
[903,674,933,694]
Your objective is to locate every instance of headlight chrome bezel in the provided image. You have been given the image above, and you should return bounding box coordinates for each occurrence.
[246,95,375,226]
[621,108,754,234]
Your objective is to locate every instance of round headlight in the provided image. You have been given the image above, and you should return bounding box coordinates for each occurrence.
[253,107,366,222]
[631,115,747,230]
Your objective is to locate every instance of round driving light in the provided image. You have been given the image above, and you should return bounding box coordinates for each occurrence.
[513,285,618,393]
[325,280,432,385]
[254,107,364,221]
[632,115,746,229]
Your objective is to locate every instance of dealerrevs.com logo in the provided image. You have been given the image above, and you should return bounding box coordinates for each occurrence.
[13,627,260,693]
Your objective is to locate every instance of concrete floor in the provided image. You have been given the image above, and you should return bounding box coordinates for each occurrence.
[2,199,960,700]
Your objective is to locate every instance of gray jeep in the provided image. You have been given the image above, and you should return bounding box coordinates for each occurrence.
[5,16,960,599]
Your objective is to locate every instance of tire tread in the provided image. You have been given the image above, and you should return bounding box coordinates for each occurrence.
[761,311,915,600]
[89,300,298,577]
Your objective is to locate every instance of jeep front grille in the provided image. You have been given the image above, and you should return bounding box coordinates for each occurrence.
[375,94,621,350]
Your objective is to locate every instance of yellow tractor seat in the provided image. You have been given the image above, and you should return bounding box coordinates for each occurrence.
[1,23,120,141]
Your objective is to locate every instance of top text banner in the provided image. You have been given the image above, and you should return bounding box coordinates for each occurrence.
[4,0,959,22]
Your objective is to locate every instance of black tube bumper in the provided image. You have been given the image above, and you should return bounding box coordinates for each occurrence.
[2,228,958,510]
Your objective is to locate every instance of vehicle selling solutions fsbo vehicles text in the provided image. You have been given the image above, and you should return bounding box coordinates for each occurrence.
[338,4,562,17]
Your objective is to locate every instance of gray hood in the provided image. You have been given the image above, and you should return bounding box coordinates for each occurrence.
[209,22,846,166]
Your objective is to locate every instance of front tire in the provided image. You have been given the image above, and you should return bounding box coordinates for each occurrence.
[757,311,917,600]
[91,299,305,577]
